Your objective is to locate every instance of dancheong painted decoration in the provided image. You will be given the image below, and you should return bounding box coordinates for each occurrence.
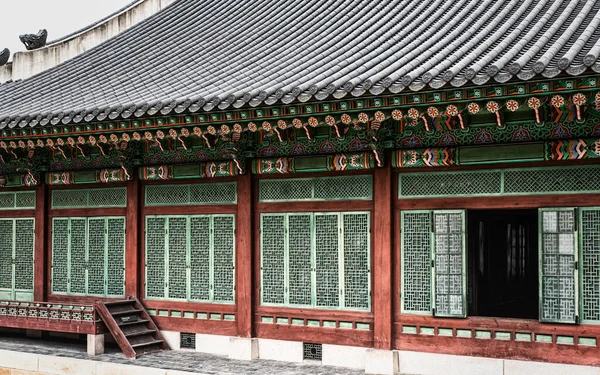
[2,0,600,372]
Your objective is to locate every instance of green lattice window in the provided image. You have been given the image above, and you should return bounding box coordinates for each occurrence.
[260,212,370,310]
[399,165,600,198]
[145,183,237,206]
[539,208,578,323]
[0,191,36,210]
[259,175,373,202]
[0,219,35,300]
[580,208,600,323]
[401,210,466,318]
[145,215,235,303]
[51,217,125,297]
[51,188,127,208]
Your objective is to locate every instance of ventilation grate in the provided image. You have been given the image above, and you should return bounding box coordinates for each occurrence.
[303,343,322,360]
[259,175,372,202]
[145,182,237,206]
[180,333,196,349]
[0,191,36,210]
[399,165,600,198]
[51,188,126,208]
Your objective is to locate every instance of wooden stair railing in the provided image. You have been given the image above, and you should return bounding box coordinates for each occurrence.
[95,298,170,359]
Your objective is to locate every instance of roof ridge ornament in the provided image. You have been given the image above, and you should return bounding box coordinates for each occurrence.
[0,48,9,66]
[19,29,48,50]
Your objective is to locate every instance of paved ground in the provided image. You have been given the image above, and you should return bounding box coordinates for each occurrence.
[0,334,366,375]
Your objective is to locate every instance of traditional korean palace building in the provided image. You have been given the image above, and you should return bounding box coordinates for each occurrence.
[2,0,600,373]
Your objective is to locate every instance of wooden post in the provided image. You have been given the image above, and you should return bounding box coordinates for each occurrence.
[236,172,252,337]
[373,165,393,349]
[34,183,46,301]
[125,178,140,298]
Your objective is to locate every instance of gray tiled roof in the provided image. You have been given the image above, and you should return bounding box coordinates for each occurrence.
[2,0,600,129]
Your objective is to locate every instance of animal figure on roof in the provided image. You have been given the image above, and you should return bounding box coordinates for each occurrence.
[19,29,48,50]
[0,48,9,66]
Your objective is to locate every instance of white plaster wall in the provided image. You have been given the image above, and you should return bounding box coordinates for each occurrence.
[321,344,367,370]
[258,338,303,363]
[161,330,181,350]
[398,351,503,375]
[195,333,231,356]
[4,0,176,83]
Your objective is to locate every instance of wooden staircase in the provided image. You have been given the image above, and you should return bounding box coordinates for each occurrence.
[95,298,170,359]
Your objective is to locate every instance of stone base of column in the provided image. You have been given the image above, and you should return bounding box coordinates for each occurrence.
[87,334,105,356]
[228,337,258,361]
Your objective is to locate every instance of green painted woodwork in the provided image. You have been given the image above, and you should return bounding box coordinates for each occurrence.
[259,175,373,202]
[144,182,237,206]
[144,215,235,303]
[0,191,36,210]
[0,219,34,301]
[51,217,125,297]
[400,211,432,314]
[399,165,600,198]
[459,143,545,165]
[51,187,127,208]
[260,212,370,311]
[580,208,600,324]
[539,208,577,323]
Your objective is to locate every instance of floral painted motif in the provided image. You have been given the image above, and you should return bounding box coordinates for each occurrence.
[358,112,369,123]
[427,107,439,118]
[572,93,587,106]
[486,101,500,113]
[408,108,420,119]
[325,115,336,126]
[248,122,257,132]
[550,95,565,107]
[233,124,243,133]
[445,105,458,117]
[277,120,287,129]
[207,126,216,135]
[392,109,403,120]
[293,119,303,128]
[262,121,272,132]
[221,124,230,134]
[374,111,385,122]
[467,102,480,114]
[308,117,319,127]
[341,114,352,124]
[505,100,519,112]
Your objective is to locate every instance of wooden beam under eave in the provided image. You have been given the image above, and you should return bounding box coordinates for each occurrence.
[236,172,252,338]
[125,178,140,298]
[34,183,47,301]
[373,164,393,350]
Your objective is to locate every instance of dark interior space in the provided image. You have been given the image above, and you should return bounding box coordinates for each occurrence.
[468,209,538,320]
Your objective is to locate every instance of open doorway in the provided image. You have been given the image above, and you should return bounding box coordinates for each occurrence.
[468,209,538,319]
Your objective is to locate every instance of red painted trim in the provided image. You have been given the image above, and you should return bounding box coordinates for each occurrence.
[236,172,252,338]
[125,179,140,298]
[151,316,238,336]
[0,210,35,218]
[0,318,97,334]
[257,201,373,212]
[48,208,127,217]
[142,205,237,215]
[143,300,237,313]
[34,184,47,301]
[255,323,373,347]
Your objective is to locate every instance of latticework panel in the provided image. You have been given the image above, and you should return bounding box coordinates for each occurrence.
[145,183,237,206]
[52,188,126,208]
[190,216,211,301]
[51,219,69,293]
[146,217,167,298]
[261,214,286,304]
[0,220,14,290]
[87,218,106,296]
[259,176,372,202]
[315,214,340,308]
[168,217,188,299]
[13,219,34,292]
[505,166,600,194]
[540,209,577,323]
[401,212,432,314]
[342,213,370,310]
[287,214,312,306]
[212,215,235,303]
[581,209,600,323]
[106,218,125,296]
[0,191,35,210]
[69,219,87,295]
[399,171,502,198]
[433,211,465,317]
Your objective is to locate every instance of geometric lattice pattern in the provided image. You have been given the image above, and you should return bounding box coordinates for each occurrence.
[145,182,237,206]
[144,215,235,303]
[433,211,466,317]
[259,176,373,202]
[260,212,370,311]
[400,165,600,198]
[51,217,125,297]
[401,211,432,314]
[0,218,35,300]
[581,208,600,323]
[0,191,36,210]
[540,209,577,323]
[51,188,127,208]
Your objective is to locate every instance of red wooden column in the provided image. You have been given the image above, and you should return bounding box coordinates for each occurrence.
[125,178,140,298]
[34,183,47,301]
[373,164,393,349]
[236,172,253,337]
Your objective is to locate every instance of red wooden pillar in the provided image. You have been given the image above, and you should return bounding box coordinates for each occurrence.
[373,164,393,349]
[236,172,253,337]
[34,183,47,301]
[125,178,140,298]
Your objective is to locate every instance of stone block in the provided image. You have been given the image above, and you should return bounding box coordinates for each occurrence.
[365,349,398,375]
[398,351,503,375]
[322,344,367,370]
[195,334,231,356]
[504,360,600,375]
[87,334,105,356]
[161,331,181,350]
[258,339,303,363]
[228,337,258,361]
[0,350,38,371]
[38,356,96,375]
